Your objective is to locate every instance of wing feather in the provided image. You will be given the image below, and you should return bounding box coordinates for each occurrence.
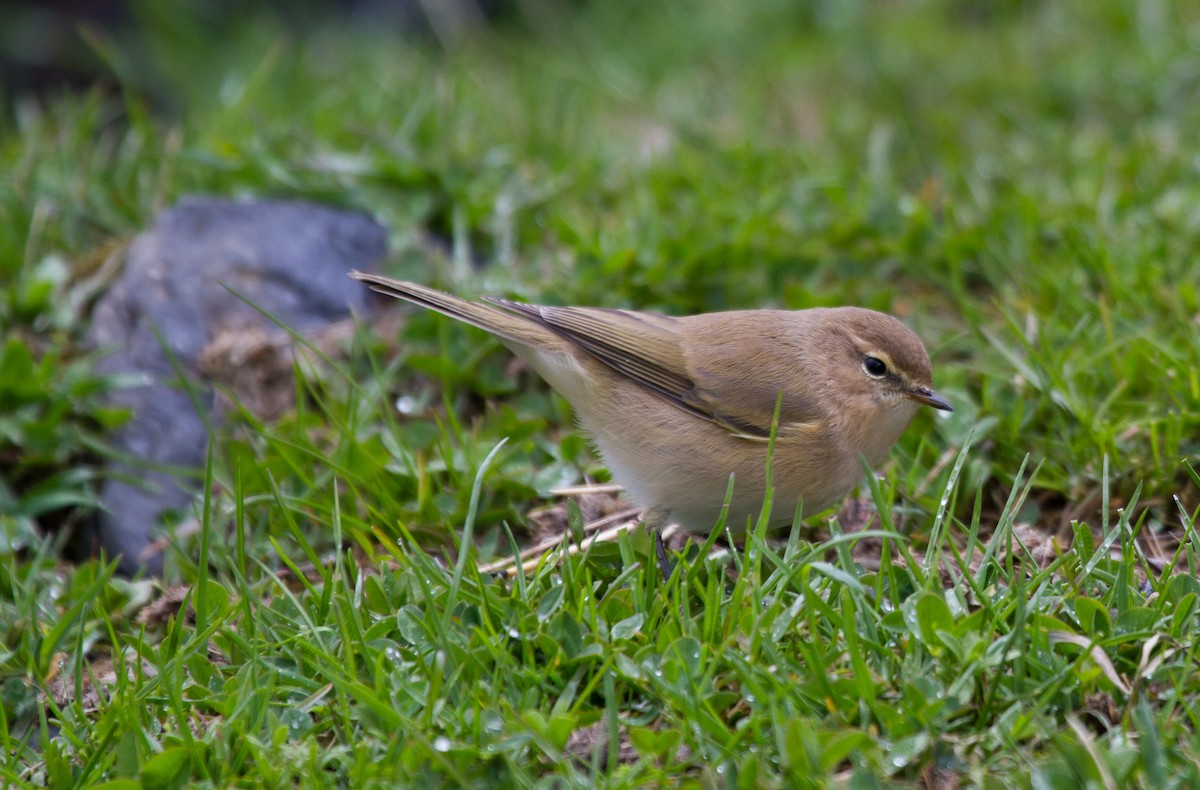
[486,299,821,438]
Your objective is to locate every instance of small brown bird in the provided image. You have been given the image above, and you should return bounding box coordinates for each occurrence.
[351,271,950,574]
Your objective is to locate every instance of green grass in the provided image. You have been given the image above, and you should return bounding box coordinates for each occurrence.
[3,0,1200,786]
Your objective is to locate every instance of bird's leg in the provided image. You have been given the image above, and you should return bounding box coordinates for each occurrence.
[655,532,672,580]
[643,508,674,581]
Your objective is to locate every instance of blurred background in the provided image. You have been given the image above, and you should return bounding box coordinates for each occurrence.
[2,0,1198,563]
[0,0,521,112]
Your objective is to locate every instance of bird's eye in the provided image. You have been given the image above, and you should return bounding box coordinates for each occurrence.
[863,356,888,377]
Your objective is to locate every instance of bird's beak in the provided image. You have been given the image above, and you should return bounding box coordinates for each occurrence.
[908,386,953,412]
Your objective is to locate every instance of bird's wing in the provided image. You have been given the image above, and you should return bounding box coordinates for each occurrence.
[679,349,823,440]
[485,300,821,439]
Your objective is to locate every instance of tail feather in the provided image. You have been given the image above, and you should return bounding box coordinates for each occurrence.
[348,271,562,349]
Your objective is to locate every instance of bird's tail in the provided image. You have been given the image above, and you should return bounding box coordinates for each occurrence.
[348,271,563,349]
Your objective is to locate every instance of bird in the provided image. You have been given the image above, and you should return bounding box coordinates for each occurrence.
[350,270,951,576]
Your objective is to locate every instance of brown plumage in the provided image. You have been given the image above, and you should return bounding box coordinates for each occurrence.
[351,271,950,549]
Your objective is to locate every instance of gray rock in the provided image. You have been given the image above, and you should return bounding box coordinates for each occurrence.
[82,197,388,575]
